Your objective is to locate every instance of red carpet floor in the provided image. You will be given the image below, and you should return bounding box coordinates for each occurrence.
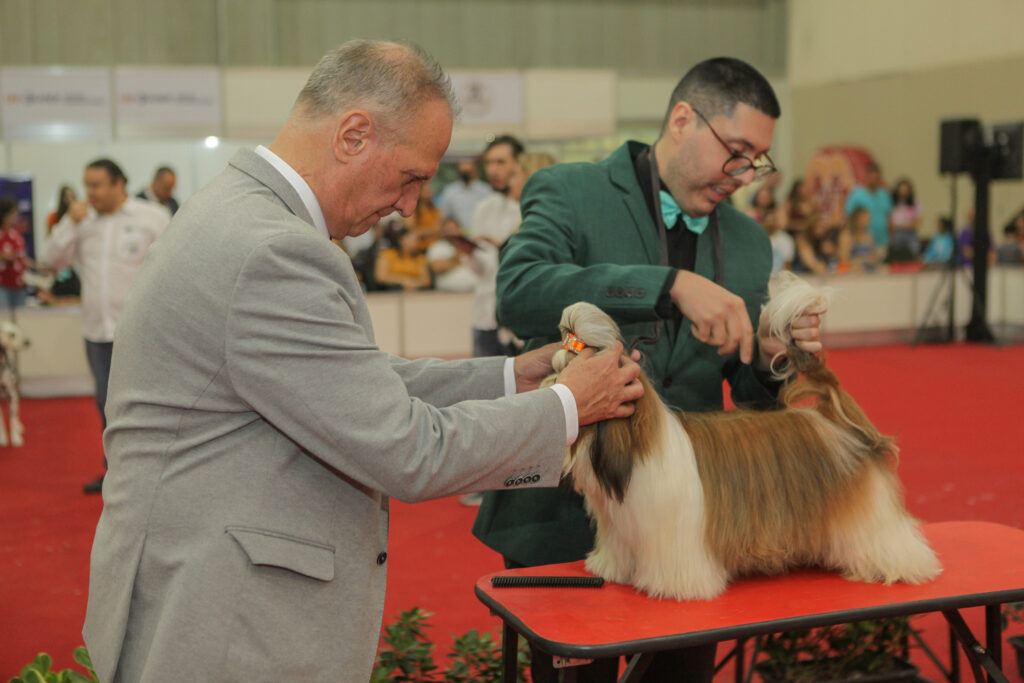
[1,343,1022,680]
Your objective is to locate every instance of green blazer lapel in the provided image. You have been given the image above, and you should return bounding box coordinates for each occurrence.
[606,142,661,265]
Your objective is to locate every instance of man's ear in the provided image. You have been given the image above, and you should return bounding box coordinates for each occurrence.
[667,101,695,143]
[333,111,374,161]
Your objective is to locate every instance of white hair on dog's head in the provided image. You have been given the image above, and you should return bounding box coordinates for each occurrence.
[762,271,833,380]
[553,276,940,601]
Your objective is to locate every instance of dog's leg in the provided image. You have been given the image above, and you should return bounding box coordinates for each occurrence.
[622,451,730,600]
[584,501,637,585]
[828,467,942,585]
[9,382,22,447]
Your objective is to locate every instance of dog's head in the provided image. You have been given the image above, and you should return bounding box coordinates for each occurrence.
[549,302,664,504]
[0,321,28,352]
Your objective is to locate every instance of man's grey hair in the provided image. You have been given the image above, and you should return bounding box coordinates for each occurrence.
[294,39,459,138]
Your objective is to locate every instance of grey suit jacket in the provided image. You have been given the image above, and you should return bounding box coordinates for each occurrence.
[83,149,567,682]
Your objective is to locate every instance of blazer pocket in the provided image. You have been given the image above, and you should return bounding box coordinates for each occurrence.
[225,526,335,582]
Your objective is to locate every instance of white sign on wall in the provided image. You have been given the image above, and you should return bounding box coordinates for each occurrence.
[449,71,523,125]
[0,67,112,141]
[115,67,222,138]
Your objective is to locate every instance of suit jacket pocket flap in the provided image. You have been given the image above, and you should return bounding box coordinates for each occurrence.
[226,527,335,582]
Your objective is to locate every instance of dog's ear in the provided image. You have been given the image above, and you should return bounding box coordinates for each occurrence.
[587,373,661,504]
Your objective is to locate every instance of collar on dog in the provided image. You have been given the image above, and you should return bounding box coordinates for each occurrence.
[562,333,586,354]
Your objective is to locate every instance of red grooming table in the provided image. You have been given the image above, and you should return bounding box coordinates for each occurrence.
[475,521,1024,683]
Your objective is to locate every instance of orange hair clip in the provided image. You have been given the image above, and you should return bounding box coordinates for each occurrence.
[562,334,586,354]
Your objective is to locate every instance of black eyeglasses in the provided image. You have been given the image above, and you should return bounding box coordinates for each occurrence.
[692,108,776,180]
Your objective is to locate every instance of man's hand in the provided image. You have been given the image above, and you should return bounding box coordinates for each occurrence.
[755,308,825,371]
[513,342,561,393]
[670,270,754,364]
[68,201,90,223]
[556,342,643,425]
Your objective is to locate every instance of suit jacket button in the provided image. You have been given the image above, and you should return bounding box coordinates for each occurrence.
[377,552,387,565]
[504,478,514,487]
[636,288,645,297]
[616,287,625,297]
[605,287,615,297]
[662,375,673,388]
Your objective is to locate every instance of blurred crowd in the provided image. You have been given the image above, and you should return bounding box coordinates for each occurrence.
[744,162,1024,276]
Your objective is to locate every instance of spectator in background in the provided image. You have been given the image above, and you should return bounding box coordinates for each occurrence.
[136,166,180,215]
[793,214,840,275]
[845,206,881,273]
[781,177,817,241]
[746,183,777,224]
[471,135,524,247]
[405,180,443,245]
[374,226,432,291]
[47,185,77,229]
[438,159,492,229]
[43,158,170,493]
[844,161,892,249]
[888,177,921,261]
[468,135,524,357]
[0,196,31,314]
[996,209,1024,264]
[44,185,84,299]
[922,216,955,266]
[762,206,794,274]
[427,218,480,293]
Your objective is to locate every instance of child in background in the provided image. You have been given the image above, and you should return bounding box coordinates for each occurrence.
[845,207,881,273]
[0,196,30,314]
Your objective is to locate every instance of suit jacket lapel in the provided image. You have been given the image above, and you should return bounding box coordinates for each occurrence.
[606,142,661,265]
[228,148,317,228]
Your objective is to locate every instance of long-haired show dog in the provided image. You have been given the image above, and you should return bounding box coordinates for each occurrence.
[0,320,28,447]
[551,273,941,600]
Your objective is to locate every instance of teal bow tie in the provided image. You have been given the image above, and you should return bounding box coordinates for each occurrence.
[659,190,709,234]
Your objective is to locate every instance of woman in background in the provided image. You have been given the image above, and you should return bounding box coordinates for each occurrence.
[888,178,922,259]
[47,185,76,229]
[374,226,432,291]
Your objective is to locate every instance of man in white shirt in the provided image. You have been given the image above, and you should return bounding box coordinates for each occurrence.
[468,135,524,359]
[44,159,170,493]
[437,159,491,229]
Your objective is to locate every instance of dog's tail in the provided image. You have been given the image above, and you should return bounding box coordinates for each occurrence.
[765,273,897,462]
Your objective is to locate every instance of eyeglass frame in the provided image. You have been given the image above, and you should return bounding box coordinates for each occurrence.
[691,108,776,180]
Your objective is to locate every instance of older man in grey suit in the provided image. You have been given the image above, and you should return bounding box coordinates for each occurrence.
[83,40,642,682]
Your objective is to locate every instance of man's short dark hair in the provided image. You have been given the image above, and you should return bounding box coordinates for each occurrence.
[87,158,128,186]
[661,57,780,132]
[484,134,524,157]
[154,166,176,180]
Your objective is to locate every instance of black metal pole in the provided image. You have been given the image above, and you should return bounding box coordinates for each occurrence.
[966,146,995,343]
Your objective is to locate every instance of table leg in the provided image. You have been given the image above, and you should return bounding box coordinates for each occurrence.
[502,621,518,683]
[942,609,1010,683]
[985,604,1002,682]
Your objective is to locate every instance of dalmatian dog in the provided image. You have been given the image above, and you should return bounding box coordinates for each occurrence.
[0,321,28,447]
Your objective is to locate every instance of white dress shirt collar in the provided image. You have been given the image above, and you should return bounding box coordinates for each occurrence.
[255,145,329,239]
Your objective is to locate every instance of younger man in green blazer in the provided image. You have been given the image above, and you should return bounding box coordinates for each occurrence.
[473,57,826,682]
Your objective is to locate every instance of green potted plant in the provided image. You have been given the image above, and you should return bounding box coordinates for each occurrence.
[753,617,919,683]
[7,647,98,683]
[371,606,530,682]
[1003,601,1024,679]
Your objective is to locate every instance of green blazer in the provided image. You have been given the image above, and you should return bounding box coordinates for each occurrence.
[472,141,780,566]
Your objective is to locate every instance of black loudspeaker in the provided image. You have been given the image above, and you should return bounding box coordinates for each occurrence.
[940,119,982,173]
[991,122,1023,180]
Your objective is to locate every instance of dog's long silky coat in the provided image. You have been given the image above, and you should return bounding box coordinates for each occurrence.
[552,274,941,600]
